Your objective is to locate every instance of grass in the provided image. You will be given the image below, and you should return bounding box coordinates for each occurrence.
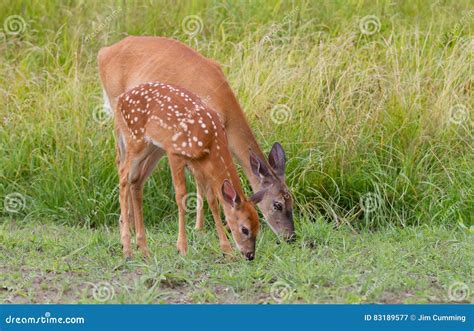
[0,0,473,303]
[1,218,472,303]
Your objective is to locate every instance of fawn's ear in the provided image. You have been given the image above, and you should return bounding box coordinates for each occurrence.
[250,189,267,204]
[221,179,241,208]
[249,149,270,181]
[268,142,286,178]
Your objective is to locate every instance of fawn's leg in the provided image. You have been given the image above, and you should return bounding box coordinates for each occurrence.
[126,196,135,233]
[206,190,233,255]
[118,158,132,259]
[115,132,135,233]
[130,148,165,257]
[194,180,205,230]
[169,156,188,255]
[129,180,148,257]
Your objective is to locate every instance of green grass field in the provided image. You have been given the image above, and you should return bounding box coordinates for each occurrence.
[1,220,472,303]
[0,0,473,303]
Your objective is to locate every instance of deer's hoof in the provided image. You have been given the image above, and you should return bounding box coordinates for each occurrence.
[221,244,233,255]
[140,248,151,259]
[177,242,188,256]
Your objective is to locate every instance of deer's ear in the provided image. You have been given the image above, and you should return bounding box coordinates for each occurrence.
[249,149,270,181]
[221,179,241,207]
[268,142,286,177]
[250,189,267,205]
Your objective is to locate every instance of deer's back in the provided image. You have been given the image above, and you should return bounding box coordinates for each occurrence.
[99,37,236,121]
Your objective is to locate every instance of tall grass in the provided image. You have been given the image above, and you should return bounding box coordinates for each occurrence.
[0,0,472,230]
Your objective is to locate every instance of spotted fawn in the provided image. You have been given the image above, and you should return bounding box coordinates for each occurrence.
[114,81,266,260]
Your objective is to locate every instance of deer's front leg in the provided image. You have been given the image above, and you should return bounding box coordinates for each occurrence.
[207,191,233,255]
[169,157,188,255]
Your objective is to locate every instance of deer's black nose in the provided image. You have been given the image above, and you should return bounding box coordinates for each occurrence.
[245,252,255,261]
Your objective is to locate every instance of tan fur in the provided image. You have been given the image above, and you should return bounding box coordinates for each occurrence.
[114,81,259,259]
[98,36,295,240]
[98,36,267,189]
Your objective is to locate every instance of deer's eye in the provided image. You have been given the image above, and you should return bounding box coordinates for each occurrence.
[241,226,249,236]
[273,201,283,211]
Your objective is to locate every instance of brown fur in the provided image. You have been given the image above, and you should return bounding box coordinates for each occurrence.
[99,36,295,240]
[114,81,260,259]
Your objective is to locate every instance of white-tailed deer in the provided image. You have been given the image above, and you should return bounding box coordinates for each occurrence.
[98,36,295,241]
[115,81,264,260]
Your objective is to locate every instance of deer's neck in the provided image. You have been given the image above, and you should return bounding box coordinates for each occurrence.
[222,98,269,191]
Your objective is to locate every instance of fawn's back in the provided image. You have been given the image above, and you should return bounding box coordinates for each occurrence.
[117,82,224,159]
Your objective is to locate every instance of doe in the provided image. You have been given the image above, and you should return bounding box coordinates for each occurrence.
[115,81,266,260]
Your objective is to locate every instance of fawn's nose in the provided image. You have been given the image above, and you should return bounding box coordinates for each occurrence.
[286,233,297,243]
[245,252,255,261]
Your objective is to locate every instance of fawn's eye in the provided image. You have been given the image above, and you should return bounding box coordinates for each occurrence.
[273,201,283,211]
[241,226,249,236]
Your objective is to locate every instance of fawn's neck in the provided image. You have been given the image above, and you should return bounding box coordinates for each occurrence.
[194,127,246,207]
